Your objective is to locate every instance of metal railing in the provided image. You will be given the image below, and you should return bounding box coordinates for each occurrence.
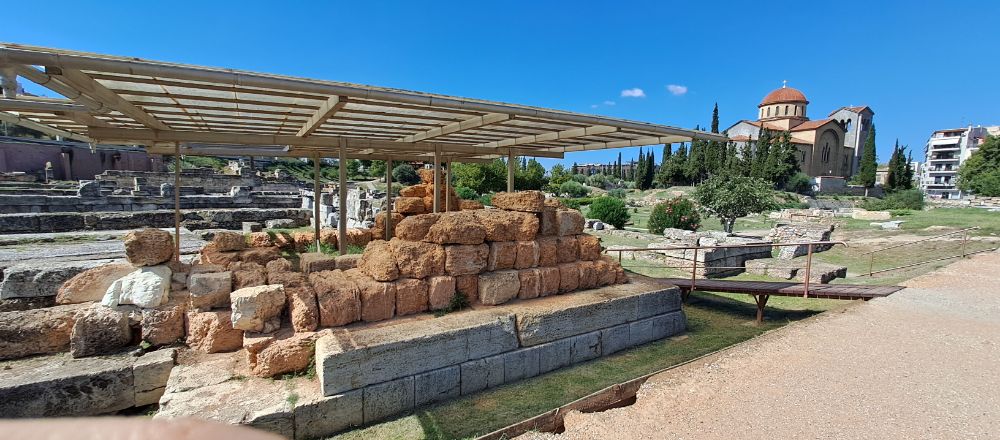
[606,240,848,298]
[860,227,996,276]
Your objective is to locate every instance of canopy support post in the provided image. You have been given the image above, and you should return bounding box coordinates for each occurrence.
[173,142,181,263]
[385,158,393,240]
[444,160,451,211]
[338,147,347,256]
[433,146,441,213]
[313,154,321,252]
[507,150,515,192]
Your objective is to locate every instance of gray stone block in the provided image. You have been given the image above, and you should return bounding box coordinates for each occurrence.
[0,259,114,299]
[133,348,176,406]
[414,366,461,407]
[628,317,656,347]
[317,310,517,396]
[536,338,572,374]
[651,310,687,340]
[601,323,631,356]
[0,353,135,417]
[637,288,682,319]
[503,346,540,383]
[460,355,505,395]
[570,331,602,364]
[293,390,363,440]
[363,376,415,424]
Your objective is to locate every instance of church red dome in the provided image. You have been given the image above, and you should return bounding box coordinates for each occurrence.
[759,86,808,106]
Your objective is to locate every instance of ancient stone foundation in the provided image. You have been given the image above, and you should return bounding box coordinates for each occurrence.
[0,208,310,233]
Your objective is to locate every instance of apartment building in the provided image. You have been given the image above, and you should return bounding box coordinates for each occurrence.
[920,126,991,199]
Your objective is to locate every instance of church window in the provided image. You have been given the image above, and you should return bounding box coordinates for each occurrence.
[767,107,771,117]
[822,144,831,163]
[784,105,789,115]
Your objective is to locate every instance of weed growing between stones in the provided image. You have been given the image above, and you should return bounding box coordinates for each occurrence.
[434,292,470,317]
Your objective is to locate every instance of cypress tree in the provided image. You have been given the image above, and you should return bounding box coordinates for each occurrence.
[616,152,622,179]
[738,139,754,177]
[710,103,720,133]
[904,150,915,190]
[885,140,901,191]
[635,148,646,186]
[751,128,773,180]
[670,143,688,184]
[856,124,878,194]
[645,150,655,189]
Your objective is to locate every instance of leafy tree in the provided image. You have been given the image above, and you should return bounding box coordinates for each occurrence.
[346,159,362,178]
[685,139,707,183]
[958,135,1000,196]
[648,198,701,234]
[391,163,420,185]
[586,173,609,189]
[515,158,548,190]
[765,131,801,188]
[451,159,506,195]
[784,172,813,194]
[548,163,572,188]
[750,128,773,180]
[368,160,387,179]
[693,175,777,233]
[587,196,630,229]
[856,123,878,194]
[455,186,478,200]
[559,180,590,197]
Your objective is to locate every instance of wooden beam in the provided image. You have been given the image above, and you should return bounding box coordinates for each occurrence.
[297,95,347,137]
[433,146,441,213]
[385,157,393,240]
[0,111,91,141]
[313,154,322,251]
[397,113,510,143]
[338,147,347,256]
[15,65,110,113]
[0,97,86,112]
[548,135,690,152]
[507,150,515,192]
[478,125,619,149]
[55,111,112,128]
[48,67,169,130]
[173,142,182,263]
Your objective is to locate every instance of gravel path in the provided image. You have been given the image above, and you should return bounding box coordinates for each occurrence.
[522,251,1000,440]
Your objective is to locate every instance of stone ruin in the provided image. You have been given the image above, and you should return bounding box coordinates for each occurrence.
[0,189,684,438]
[611,229,773,278]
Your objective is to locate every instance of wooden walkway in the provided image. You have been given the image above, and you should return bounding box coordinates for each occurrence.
[657,278,905,322]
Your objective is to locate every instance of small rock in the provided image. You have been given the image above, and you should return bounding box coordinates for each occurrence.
[124,229,174,266]
[141,306,185,347]
[188,271,233,309]
[214,231,247,252]
[101,265,172,309]
[230,285,286,332]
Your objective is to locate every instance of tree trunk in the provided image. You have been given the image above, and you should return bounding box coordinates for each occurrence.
[723,218,736,233]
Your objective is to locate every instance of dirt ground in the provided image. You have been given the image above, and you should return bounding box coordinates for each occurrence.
[521,251,1000,439]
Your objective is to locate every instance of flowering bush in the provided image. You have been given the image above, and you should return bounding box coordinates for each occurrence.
[648,197,700,234]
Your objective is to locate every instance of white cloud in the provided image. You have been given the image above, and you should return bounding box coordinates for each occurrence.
[620,88,646,98]
[590,104,599,108]
[603,100,616,106]
[666,84,688,96]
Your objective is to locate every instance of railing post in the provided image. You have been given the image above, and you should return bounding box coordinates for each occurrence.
[962,231,968,258]
[868,253,874,277]
[803,243,813,298]
[690,246,698,292]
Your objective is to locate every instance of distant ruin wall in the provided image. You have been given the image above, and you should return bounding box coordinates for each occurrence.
[0,138,163,181]
[0,208,311,233]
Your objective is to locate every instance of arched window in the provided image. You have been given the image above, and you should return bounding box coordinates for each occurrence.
[784,105,789,115]
[767,107,771,117]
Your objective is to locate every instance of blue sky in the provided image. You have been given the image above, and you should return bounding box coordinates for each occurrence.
[4,1,998,169]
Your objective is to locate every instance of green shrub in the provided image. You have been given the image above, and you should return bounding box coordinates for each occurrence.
[586,173,609,189]
[889,209,912,216]
[558,197,594,210]
[607,188,627,199]
[571,174,587,184]
[479,193,493,206]
[455,186,478,200]
[648,198,701,234]
[863,189,924,211]
[784,172,813,194]
[392,163,420,185]
[586,196,630,229]
[559,180,591,198]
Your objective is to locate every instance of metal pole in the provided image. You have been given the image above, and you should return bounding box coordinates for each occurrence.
[385,158,393,240]
[962,231,968,258]
[338,147,347,255]
[173,142,181,263]
[690,246,698,292]
[433,146,440,213]
[869,253,874,277]
[444,160,451,211]
[507,150,515,192]
[803,243,813,298]
[313,154,321,252]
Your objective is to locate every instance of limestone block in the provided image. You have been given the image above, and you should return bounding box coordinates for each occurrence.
[186,310,243,353]
[154,373,294,438]
[511,211,540,241]
[628,316,656,346]
[300,252,337,275]
[539,207,558,236]
[479,270,520,306]
[400,184,428,198]
[514,240,539,269]
[414,366,461,407]
[265,258,293,277]
[595,257,618,286]
[354,273,395,322]
[1,259,112,300]
[601,323,631,356]
[242,222,263,233]
[134,348,177,406]
[394,213,440,241]
[570,331,602,363]
[395,196,427,214]
[141,306,185,346]
[230,261,267,290]
[487,241,518,271]
[455,274,479,305]
[0,304,85,360]
[556,236,580,263]
[395,278,429,316]
[518,268,541,300]
[491,191,545,212]
[200,242,241,267]
[212,231,246,252]
[310,270,361,327]
[56,263,134,305]
[358,240,400,282]
[556,209,586,236]
[445,244,488,276]
[70,305,131,358]
[315,310,517,395]
[188,271,232,310]
[272,231,295,249]
[285,282,320,333]
[538,266,560,297]
[102,265,171,309]
[336,254,361,270]
[125,228,174,266]
[536,338,572,374]
[459,199,484,210]
[230,284,286,332]
[344,228,372,248]
[248,332,317,378]
[266,218,297,229]
[558,263,580,293]
[363,377,415,424]
[238,247,282,266]
[423,212,486,245]
[293,390,364,440]
[0,353,135,417]
[390,238,445,279]
[373,211,404,240]
[578,234,602,261]
[537,237,559,267]
[460,354,505,395]
[292,232,315,251]
[637,285,683,320]
[577,260,599,290]
[428,275,457,310]
[319,228,339,247]
[503,346,540,383]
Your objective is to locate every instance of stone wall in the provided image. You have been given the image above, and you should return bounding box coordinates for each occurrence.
[767,222,835,259]
[0,208,311,233]
[0,137,163,181]
[615,228,772,277]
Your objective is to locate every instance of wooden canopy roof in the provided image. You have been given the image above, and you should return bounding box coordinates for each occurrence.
[0,43,728,162]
